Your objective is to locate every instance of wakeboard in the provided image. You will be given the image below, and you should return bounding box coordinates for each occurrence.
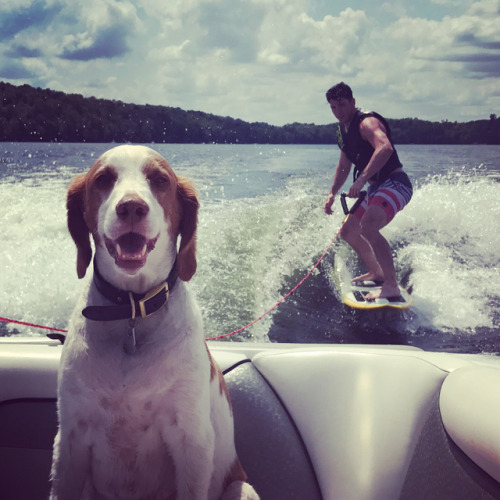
[333,252,412,310]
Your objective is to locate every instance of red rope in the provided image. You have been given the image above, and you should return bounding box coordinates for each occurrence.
[205,223,345,341]
[0,317,67,333]
[1,222,345,341]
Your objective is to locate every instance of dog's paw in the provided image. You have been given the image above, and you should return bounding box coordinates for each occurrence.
[220,480,260,500]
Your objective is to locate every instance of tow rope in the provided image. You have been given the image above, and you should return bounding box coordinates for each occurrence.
[206,191,366,341]
[206,224,344,341]
[0,317,67,333]
[1,193,365,342]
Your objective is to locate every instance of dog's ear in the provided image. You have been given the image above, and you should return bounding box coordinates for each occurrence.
[176,177,199,281]
[67,173,92,279]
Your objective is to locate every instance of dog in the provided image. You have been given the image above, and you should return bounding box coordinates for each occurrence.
[50,145,259,500]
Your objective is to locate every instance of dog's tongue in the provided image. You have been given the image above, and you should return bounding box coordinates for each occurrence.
[116,232,147,258]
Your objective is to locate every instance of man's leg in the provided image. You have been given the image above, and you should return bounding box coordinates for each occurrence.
[340,214,384,283]
[359,205,400,299]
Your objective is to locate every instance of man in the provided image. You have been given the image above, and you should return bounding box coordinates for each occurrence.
[323,82,412,300]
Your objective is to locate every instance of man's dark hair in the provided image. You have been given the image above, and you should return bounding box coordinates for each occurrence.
[326,82,353,102]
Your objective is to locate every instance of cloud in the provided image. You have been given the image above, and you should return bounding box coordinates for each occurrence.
[456,33,500,50]
[0,0,62,40]
[0,1,139,62]
[59,1,139,60]
[197,0,265,62]
[0,62,35,79]
[467,0,500,15]
[362,0,500,120]
[114,0,500,123]
[6,45,43,58]
[61,25,131,61]
[445,53,500,78]
[373,0,500,80]
[0,0,498,124]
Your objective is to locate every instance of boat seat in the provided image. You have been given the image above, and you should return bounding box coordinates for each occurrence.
[0,345,322,500]
[225,361,322,500]
[0,399,57,500]
[439,366,500,484]
[1,344,500,500]
[244,349,500,500]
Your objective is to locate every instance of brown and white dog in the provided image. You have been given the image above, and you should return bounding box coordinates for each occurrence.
[50,145,259,500]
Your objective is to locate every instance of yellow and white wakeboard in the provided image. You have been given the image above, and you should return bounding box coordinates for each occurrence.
[334,252,412,310]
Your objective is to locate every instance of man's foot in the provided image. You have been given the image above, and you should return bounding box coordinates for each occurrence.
[365,283,400,301]
[352,272,384,284]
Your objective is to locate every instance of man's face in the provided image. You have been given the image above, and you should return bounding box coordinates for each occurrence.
[329,97,356,125]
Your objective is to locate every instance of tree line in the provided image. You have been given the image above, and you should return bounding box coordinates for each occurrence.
[1,81,499,145]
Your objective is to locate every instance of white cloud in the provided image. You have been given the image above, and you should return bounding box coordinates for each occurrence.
[467,0,500,15]
[0,0,498,125]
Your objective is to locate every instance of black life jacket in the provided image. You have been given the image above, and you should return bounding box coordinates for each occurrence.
[337,109,402,183]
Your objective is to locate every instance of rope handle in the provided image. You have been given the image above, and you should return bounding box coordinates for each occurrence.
[340,191,367,216]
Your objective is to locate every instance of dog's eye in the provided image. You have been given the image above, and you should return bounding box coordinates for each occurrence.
[95,170,116,190]
[149,174,169,187]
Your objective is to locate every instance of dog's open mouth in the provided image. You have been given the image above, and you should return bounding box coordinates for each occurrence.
[104,232,159,272]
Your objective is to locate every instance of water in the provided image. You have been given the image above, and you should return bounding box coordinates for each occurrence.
[1,142,499,354]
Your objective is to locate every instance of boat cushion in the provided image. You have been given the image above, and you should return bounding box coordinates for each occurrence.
[224,361,322,500]
[400,394,500,499]
[253,349,448,500]
[440,366,500,483]
[0,400,57,500]
[0,346,321,500]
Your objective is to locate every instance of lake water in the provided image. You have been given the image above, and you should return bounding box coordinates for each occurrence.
[1,142,499,354]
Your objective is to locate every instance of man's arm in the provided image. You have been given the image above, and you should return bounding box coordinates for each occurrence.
[347,117,394,198]
[324,150,352,215]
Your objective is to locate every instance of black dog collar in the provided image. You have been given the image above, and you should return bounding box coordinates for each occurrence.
[82,260,178,321]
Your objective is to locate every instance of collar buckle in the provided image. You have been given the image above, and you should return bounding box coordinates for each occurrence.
[138,282,169,318]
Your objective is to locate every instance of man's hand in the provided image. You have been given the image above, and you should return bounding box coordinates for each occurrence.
[324,193,334,215]
[347,177,365,198]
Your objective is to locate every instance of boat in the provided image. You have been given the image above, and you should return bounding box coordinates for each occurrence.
[1,336,499,500]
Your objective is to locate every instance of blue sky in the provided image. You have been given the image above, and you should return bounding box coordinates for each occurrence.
[0,0,499,125]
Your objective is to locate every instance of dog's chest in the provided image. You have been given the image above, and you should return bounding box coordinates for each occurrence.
[89,388,176,496]
[69,354,198,498]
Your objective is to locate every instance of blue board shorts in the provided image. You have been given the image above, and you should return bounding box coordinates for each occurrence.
[353,171,413,223]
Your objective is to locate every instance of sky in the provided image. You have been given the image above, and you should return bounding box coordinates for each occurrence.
[0,0,499,126]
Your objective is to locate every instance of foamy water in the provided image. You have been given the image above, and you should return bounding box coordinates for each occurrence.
[1,143,499,353]
[389,170,500,331]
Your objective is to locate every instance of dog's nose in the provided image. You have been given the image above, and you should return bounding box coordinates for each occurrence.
[116,196,149,222]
